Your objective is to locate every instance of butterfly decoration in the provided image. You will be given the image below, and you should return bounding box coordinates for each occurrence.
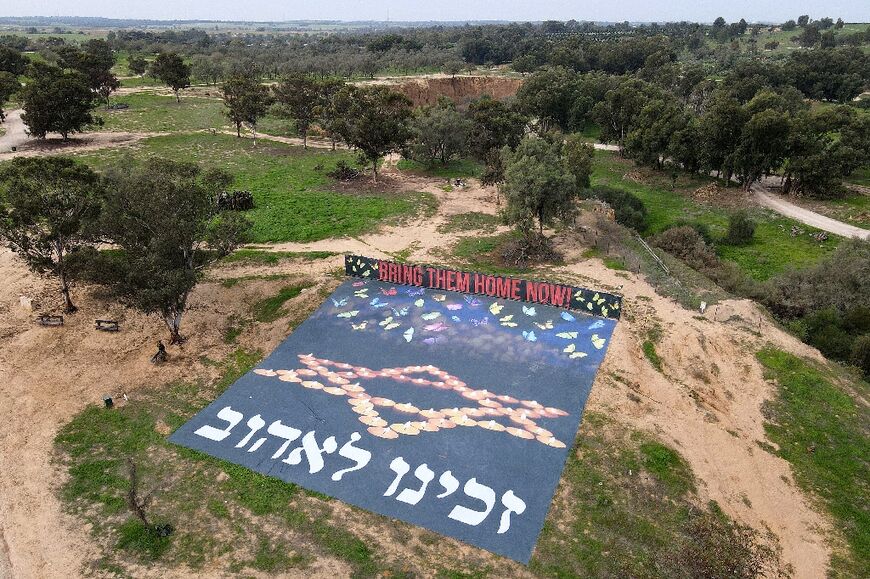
[522,305,537,316]
[433,294,446,302]
[331,297,349,307]
[556,331,578,339]
[403,328,414,342]
[499,315,517,328]
[470,317,489,327]
[592,293,607,306]
[601,307,609,317]
[464,296,481,307]
[407,287,425,296]
[534,320,554,330]
[352,322,368,331]
[414,298,425,308]
[370,298,389,309]
[381,287,398,296]
[446,303,462,311]
[588,320,605,330]
[573,290,584,301]
[354,289,369,298]
[563,343,587,359]
[362,270,372,278]
[352,281,366,287]
[489,302,504,315]
[379,317,400,330]
[337,310,359,319]
[423,337,442,345]
[391,307,409,317]
[424,322,449,332]
[451,315,461,322]
[421,312,441,321]
[522,330,538,342]
[591,334,606,349]
[561,311,576,322]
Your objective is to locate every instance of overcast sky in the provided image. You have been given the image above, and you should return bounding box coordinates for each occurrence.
[2,1,868,24]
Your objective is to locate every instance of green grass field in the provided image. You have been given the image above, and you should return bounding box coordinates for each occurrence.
[97,92,227,133]
[75,133,427,243]
[397,158,483,179]
[757,349,869,577]
[592,151,839,280]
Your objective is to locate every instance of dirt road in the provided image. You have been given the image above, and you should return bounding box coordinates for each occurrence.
[0,109,29,153]
[752,184,869,240]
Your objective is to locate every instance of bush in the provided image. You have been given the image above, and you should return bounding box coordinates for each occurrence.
[723,211,756,245]
[651,226,719,271]
[585,186,649,232]
[850,335,870,376]
[804,308,854,360]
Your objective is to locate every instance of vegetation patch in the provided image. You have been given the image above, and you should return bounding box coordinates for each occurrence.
[436,211,501,234]
[756,348,869,577]
[252,283,312,323]
[397,157,482,179]
[222,249,337,266]
[96,92,226,132]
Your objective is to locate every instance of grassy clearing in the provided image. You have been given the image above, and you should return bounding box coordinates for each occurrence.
[118,76,165,89]
[437,211,501,234]
[756,348,869,577]
[96,92,227,132]
[451,231,526,275]
[592,150,839,280]
[397,158,483,179]
[76,133,425,243]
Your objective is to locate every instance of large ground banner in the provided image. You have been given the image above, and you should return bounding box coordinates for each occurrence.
[170,270,619,563]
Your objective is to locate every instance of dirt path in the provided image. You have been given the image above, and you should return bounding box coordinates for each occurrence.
[753,184,870,240]
[0,109,29,153]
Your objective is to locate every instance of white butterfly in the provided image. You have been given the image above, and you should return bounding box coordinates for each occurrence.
[337,310,359,318]
[591,334,606,349]
[421,312,441,321]
[352,322,368,330]
[500,314,517,328]
[561,312,576,322]
[522,330,537,342]
[403,328,414,342]
[433,294,446,302]
[556,331,578,339]
[522,305,537,316]
[414,298,424,308]
[489,302,504,315]
[563,343,587,359]
[535,320,554,330]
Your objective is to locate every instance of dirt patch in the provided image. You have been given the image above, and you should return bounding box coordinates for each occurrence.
[361,75,523,107]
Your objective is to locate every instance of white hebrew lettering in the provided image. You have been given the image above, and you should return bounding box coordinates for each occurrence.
[384,456,411,497]
[448,478,496,526]
[284,431,338,473]
[395,464,435,506]
[235,414,266,449]
[267,420,302,460]
[496,490,527,534]
[193,406,243,442]
[436,470,460,498]
[331,433,372,481]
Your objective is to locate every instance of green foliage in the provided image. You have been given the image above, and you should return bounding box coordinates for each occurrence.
[642,340,664,372]
[116,519,173,561]
[756,349,870,576]
[500,137,576,235]
[851,335,870,376]
[723,211,756,245]
[251,283,311,323]
[0,70,20,120]
[585,185,649,231]
[639,442,695,496]
[466,95,527,160]
[20,64,99,139]
[221,73,272,137]
[150,52,190,101]
[272,74,320,147]
[405,97,471,167]
[563,134,595,190]
[0,156,102,312]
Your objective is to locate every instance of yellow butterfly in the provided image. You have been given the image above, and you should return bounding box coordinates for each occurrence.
[489,302,504,315]
[556,331,578,339]
[362,270,371,277]
[591,334,606,349]
[433,294,446,302]
[379,316,400,330]
[337,310,359,318]
[535,320,554,330]
[602,307,609,317]
[354,290,369,298]
[563,343,588,359]
[500,314,517,328]
[352,322,368,330]
[421,312,441,321]
[414,298,424,308]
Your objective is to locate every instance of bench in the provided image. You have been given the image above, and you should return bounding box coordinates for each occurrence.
[95,319,120,332]
[37,314,64,327]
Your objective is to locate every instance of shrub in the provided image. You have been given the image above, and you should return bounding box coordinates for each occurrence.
[585,186,649,232]
[804,308,854,360]
[651,226,720,271]
[723,211,756,245]
[850,335,870,376]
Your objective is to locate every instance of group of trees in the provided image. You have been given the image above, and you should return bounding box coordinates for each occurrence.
[515,61,869,196]
[0,156,250,343]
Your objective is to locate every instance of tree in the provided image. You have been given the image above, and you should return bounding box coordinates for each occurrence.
[0,46,26,75]
[563,134,594,190]
[316,78,345,151]
[592,77,656,151]
[515,66,578,132]
[442,60,464,78]
[732,108,791,189]
[58,39,119,106]
[0,71,20,122]
[331,85,413,182]
[500,137,576,236]
[406,97,471,167]
[272,74,320,148]
[150,52,190,102]
[782,20,797,31]
[798,25,822,47]
[835,18,845,29]
[221,74,271,138]
[20,65,99,140]
[467,96,527,160]
[624,96,688,169]
[699,92,747,181]
[96,158,251,343]
[797,15,810,27]
[128,54,148,76]
[0,157,102,312]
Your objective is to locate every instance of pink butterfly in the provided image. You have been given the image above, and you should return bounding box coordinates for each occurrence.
[423,337,442,345]
[424,322,449,332]
[353,282,366,287]
[381,287,397,296]
[446,304,462,311]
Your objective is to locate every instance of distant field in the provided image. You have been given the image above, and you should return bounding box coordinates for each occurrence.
[592,150,840,280]
[75,133,424,243]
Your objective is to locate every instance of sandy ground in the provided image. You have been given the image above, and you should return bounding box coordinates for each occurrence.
[0,153,839,578]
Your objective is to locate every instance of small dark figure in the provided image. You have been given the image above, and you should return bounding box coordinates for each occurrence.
[151,340,167,364]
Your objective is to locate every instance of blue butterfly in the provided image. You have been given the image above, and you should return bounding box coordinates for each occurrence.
[560,312,576,322]
[471,317,489,326]
[522,330,538,342]
[464,296,482,307]
[331,297,349,307]
[370,298,390,309]
[391,307,409,317]
[588,320,605,330]
[406,287,425,296]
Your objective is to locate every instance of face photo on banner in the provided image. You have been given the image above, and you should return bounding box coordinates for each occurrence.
[170,273,619,563]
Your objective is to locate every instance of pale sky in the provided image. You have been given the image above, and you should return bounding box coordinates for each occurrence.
[2,1,868,24]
